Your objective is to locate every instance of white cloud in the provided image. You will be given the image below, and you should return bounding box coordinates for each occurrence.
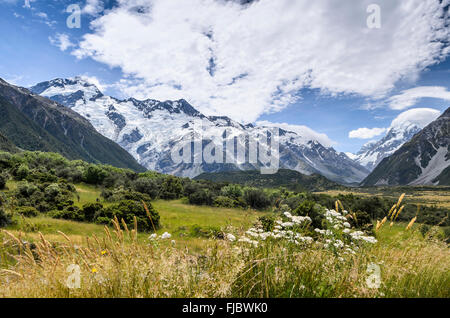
[256,120,336,148]
[22,0,35,9]
[390,107,441,129]
[35,12,48,19]
[388,86,450,110]
[349,127,388,139]
[72,0,450,122]
[49,33,75,51]
[349,107,441,140]
[83,0,104,16]
[78,74,107,92]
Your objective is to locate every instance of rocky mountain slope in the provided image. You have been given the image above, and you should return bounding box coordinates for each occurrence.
[0,78,145,171]
[352,125,422,171]
[31,77,370,184]
[362,108,450,186]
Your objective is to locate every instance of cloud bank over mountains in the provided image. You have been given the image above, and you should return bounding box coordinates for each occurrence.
[70,0,450,122]
[349,108,441,139]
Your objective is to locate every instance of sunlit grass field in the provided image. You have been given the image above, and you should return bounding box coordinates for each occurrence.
[1,184,449,298]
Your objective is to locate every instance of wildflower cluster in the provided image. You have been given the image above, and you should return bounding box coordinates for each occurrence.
[233,207,377,255]
[236,212,313,247]
[148,232,172,241]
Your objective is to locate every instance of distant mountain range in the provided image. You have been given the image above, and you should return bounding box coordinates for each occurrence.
[0,78,145,172]
[362,108,450,186]
[31,77,370,184]
[195,169,344,192]
[350,124,422,171]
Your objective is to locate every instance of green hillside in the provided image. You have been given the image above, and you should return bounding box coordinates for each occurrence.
[0,78,145,172]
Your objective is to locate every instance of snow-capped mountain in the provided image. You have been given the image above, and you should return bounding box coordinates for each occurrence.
[30,77,370,184]
[362,108,450,186]
[352,124,422,171]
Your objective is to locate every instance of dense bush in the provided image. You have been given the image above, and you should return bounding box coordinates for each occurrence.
[15,181,76,212]
[15,164,30,180]
[213,196,237,208]
[243,188,271,210]
[16,206,39,218]
[188,189,214,206]
[159,176,183,200]
[49,206,84,222]
[81,203,103,222]
[95,200,160,232]
[132,178,159,199]
[0,208,12,228]
[0,174,6,189]
[101,188,151,203]
[83,165,108,185]
[293,200,325,229]
[259,215,276,232]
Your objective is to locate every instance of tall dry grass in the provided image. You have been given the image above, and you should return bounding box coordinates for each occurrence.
[0,196,449,298]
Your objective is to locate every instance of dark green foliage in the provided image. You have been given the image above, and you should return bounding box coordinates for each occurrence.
[101,188,151,203]
[132,177,159,199]
[15,164,30,180]
[293,200,325,229]
[350,211,372,232]
[420,224,431,237]
[16,206,39,218]
[259,215,276,232]
[0,209,12,228]
[190,225,223,239]
[0,132,17,153]
[14,181,76,212]
[49,206,84,222]
[213,196,237,208]
[195,169,343,191]
[160,176,183,200]
[243,188,271,210]
[189,189,214,206]
[0,174,6,189]
[95,200,160,232]
[81,203,103,222]
[83,165,108,185]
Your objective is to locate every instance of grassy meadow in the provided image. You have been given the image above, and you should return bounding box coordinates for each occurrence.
[0,182,449,298]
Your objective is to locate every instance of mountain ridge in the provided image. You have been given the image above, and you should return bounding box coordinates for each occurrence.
[31,77,370,184]
[362,108,450,186]
[0,78,146,172]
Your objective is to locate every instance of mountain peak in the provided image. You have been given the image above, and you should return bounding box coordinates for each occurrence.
[31,76,369,184]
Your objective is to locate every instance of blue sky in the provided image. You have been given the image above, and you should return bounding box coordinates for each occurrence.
[1,0,449,154]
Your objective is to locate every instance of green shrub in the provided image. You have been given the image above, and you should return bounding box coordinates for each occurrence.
[221,184,243,200]
[83,165,107,185]
[190,225,223,239]
[0,174,6,189]
[15,164,30,180]
[213,196,237,208]
[49,206,84,222]
[189,189,214,206]
[293,200,325,229]
[82,203,103,222]
[16,206,39,218]
[0,208,12,228]
[95,200,160,232]
[243,188,271,210]
[133,178,159,199]
[259,215,276,232]
[160,176,183,200]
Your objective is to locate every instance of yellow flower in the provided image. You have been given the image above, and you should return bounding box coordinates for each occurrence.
[101,250,107,255]
[92,268,97,273]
